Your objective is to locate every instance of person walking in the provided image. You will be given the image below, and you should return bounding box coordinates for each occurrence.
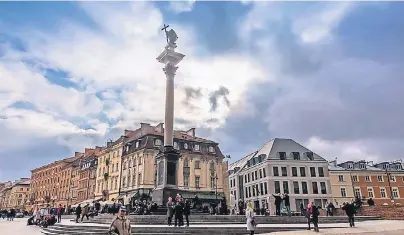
[57,204,62,223]
[283,194,291,217]
[81,203,90,222]
[166,197,174,226]
[306,202,313,230]
[246,202,256,235]
[109,207,131,235]
[272,194,282,216]
[342,202,356,227]
[311,203,320,232]
[184,199,191,227]
[75,204,82,223]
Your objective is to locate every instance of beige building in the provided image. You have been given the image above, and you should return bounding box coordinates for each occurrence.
[7,179,31,210]
[95,135,129,201]
[328,161,355,206]
[119,123,227,202]
[229,138,332,214]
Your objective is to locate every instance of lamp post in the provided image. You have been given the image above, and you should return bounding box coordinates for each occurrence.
[215,173,218,200]
[385,169,394,202]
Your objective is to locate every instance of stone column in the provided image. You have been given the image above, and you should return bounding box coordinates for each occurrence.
[163,64,177,147]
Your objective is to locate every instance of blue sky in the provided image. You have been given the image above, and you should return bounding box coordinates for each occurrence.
[1,1,404,182]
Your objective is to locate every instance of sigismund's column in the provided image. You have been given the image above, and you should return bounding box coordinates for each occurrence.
[153,24,185,205]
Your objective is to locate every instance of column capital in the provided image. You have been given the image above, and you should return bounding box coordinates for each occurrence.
[163,63,178,77]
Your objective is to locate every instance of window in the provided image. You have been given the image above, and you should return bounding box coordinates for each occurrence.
[210,177,215,189]
[263,168,266,177]
[354,188,361,197]
[260,183,264,195]
[251,172,255,181]
[195,176,200,188]
[378,175,384,182]
[348,163,354,169]
[138,173,142,185]
[281,167,287,177]
[392,188,400,198]
[245,188,248,198]
[184,158,189,167]
[293,181,300,194]
[208,146,215,153]
[340,188,347,197]
[174,142,179,150]
[273,167,279,176]
[306,152,314,160]
[359,163,366,169]
[300,167,306,177]
[135,141,139,148]
[254,171,258,180]
[389,175,396,182]
[259,169,263,178]
[380,188,387,198]
[320,182,327,194]
[312,182,318,194]
[365,176,371,182]
[402,176,404,182]
[292,152,300,160]
[264,182,268,195]
[292,167,298,177]
[244,175,247,183]
[184,143,188,149]
[279,152,287,160]
[310,167,316,177]
[338,175,344,182]
[274,181,281,194]
[184,175,189,188]
[283,181,289,194]
[155,139,162,146]
[367,187,374,198]
[195,161,200,169]
[247,174,250,182]
[318,167,324,177]
[351,175,358,182]
[302,182,308,194]
[194,144,200,151]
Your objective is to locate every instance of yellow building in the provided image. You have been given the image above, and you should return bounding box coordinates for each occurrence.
[119,123,227,203]
[328,161,355,206]
[8,179,31,210]
[95,136,127,201]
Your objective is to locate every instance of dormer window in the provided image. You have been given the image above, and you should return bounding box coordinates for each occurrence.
[306,152,314,160]
[194,144,200,151]
[383,163,389,169]
[208,146,215,153]
[155,139,162,146]
[184,143,188,149]
[174,142,179,150]
[396,164,402,170]
[135,141,139,148]
[359,163,366,169]
[348,164,354,169]
[126,145,130,152]
[292,152,300,160]
[279,152,287,160]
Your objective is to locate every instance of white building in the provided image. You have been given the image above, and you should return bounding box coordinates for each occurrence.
[228,138,332,214]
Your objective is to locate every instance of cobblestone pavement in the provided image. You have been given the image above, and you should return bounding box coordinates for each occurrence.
[0,218,42,235]
[264,220,404,235]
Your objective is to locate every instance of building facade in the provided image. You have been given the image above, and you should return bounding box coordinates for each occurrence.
[7,179,30,210]
[120,123,227,202]
[229,138,332,214]
[328,161,355,206]
[95,136,128,201]
[77,148,101,203]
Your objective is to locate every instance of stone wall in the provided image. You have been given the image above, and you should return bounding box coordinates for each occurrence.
[356,205,404,220]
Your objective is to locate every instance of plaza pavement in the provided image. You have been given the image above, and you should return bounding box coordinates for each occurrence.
[2,217,404,235]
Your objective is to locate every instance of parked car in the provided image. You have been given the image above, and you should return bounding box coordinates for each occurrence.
[16,212,24,218]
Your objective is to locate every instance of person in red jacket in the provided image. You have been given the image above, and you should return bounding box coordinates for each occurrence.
[57,204,62,223]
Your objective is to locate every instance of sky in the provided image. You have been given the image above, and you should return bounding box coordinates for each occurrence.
[1,1,404,182]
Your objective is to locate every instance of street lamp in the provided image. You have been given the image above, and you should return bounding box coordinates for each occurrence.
[215,173,218,200]
[385,169,394,202]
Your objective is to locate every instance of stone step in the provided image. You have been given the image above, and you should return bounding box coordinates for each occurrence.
[77,215,382,225]
[42,224,344,235]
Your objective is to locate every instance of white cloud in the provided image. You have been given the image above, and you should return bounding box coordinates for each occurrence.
[0,1,267,156]
[305,136,380,163]
[168,0,196,13]
[293,2,354,43]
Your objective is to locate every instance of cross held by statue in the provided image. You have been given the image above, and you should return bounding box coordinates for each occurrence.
[161,24,170,43]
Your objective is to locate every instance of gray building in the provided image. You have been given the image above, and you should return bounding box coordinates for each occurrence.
[228,138,332,214]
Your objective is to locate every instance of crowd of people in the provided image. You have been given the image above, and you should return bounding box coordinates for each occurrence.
[0,208,17,220]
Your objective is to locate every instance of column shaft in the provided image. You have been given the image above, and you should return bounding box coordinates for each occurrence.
[164,73,174,146]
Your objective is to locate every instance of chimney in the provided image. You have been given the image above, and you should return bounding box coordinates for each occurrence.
[155,123,164,133]
[186,128,196,137]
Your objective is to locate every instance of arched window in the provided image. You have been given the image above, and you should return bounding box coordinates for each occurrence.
[184,143,188,149]
[208,146,215,153]
[210,161,215,170]
[155,139,163,146]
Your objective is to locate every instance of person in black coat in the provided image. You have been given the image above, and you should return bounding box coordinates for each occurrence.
[184,199,191,227]
[174,201,184,227]
[283,194,291,217]
[272,194,282,216]
[75,204,82,223]
[342,202,356,227]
